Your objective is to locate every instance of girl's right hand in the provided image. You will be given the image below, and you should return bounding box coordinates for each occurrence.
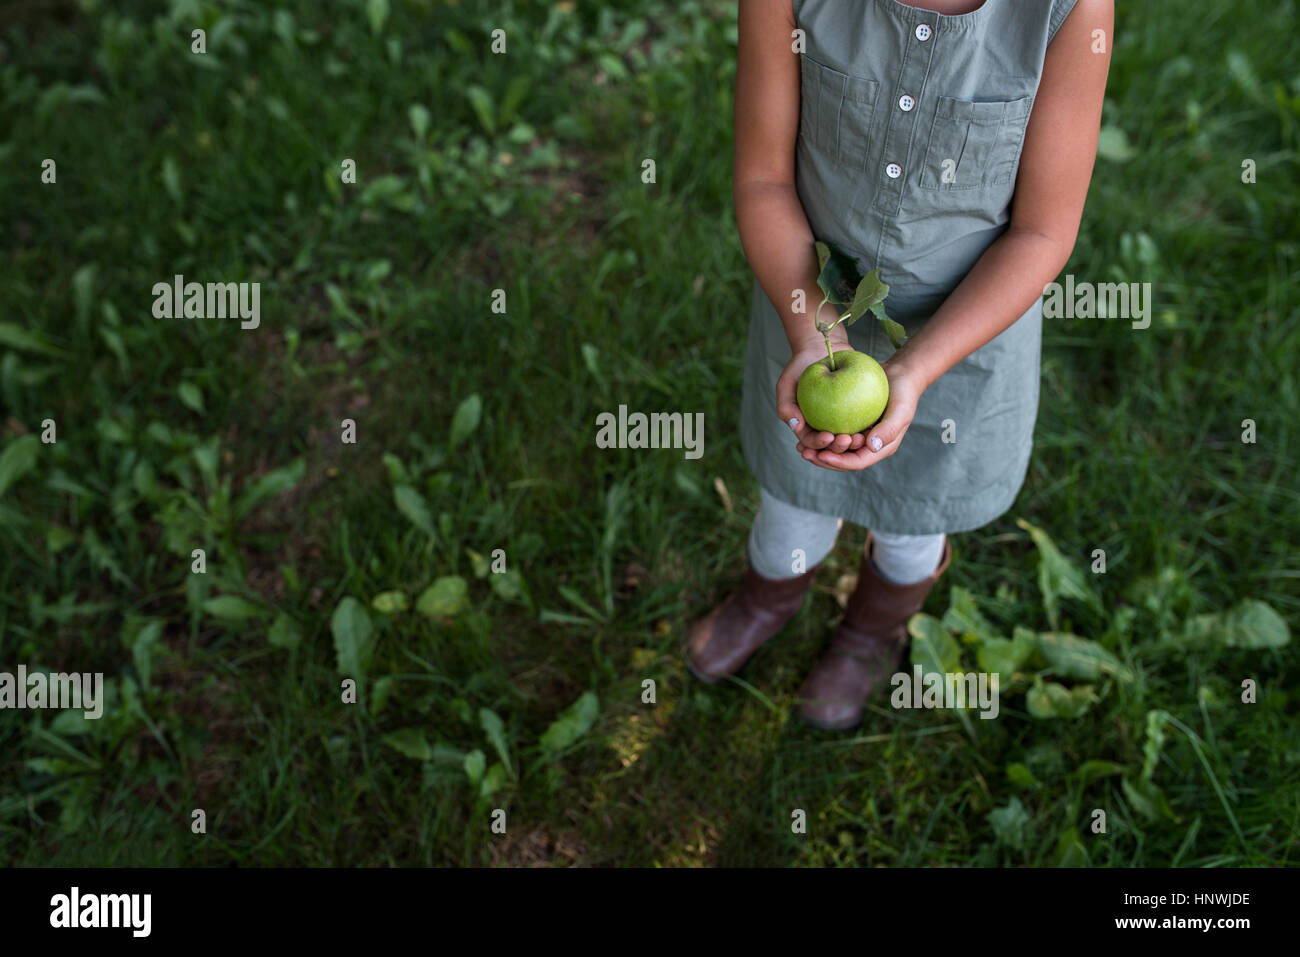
[775,338,869,457]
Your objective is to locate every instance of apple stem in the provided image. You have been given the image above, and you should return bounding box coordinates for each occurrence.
[813,297,852,371]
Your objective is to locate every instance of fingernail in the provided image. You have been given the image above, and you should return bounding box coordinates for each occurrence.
[869,436,882,452]
[788,418,799,432]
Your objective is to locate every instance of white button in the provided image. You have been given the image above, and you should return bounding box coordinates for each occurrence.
[915,23,932,41]
[886,163,902,179]
[898,94,915,112]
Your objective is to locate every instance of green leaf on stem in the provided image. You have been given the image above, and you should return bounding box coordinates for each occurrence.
[880,318,908,349]
[846,269,889,323]
[813,242,905,348]
[868,297,907,347]
[814,240,861,308]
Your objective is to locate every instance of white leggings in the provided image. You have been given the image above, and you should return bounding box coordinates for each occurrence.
[746,487,946,585]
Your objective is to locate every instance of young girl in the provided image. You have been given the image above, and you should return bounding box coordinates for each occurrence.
[686,0,1112,730]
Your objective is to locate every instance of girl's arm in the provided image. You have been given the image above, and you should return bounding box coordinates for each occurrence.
[813,0,1115,471]
[734,0,863,454]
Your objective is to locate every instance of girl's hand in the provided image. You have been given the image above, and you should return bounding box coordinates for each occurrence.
[800,358,925,472]
[775,337,869,456]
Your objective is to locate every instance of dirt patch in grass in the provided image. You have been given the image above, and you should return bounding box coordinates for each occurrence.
[488,824,587,867]
[507,658,584,712]
[228,319,389,608]
[142,631,252,810]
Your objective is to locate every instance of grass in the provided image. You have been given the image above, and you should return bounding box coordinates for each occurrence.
[0,0,1297,867]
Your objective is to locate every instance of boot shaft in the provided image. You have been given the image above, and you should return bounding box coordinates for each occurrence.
[842,533,953,642]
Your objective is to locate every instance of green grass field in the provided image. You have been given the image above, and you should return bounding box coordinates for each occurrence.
[1,0,1297,866]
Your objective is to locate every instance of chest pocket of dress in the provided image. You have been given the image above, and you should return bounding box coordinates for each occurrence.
[800,55,880,171]
[918,94,1034,190]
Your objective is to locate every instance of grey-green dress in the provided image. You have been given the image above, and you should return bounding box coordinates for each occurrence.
[740,0,1080,534]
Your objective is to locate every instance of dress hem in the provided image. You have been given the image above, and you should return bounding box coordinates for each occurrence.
[740,412,1032,535]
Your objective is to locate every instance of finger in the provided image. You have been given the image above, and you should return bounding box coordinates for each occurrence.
[813,447,875,470]
[826,432,854,454]
[812,427,880,462]
[801,445,846,469]
[815,433,903,470]
[796,428,836,450]
[863,403,911,455]
[802,451,847,471]
[775,389,806,438]
[777,393,831,449]
[812,456,850,472]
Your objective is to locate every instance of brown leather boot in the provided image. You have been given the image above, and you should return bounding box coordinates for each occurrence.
[797,533,952,730]
[684,563,819,684]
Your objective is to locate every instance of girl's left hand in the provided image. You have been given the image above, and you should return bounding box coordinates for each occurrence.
[796,360,924,472]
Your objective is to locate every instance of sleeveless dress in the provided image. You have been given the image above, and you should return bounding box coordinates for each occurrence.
[740,0,1081,535]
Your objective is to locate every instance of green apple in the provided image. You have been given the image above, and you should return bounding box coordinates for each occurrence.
[796,350,889,435]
